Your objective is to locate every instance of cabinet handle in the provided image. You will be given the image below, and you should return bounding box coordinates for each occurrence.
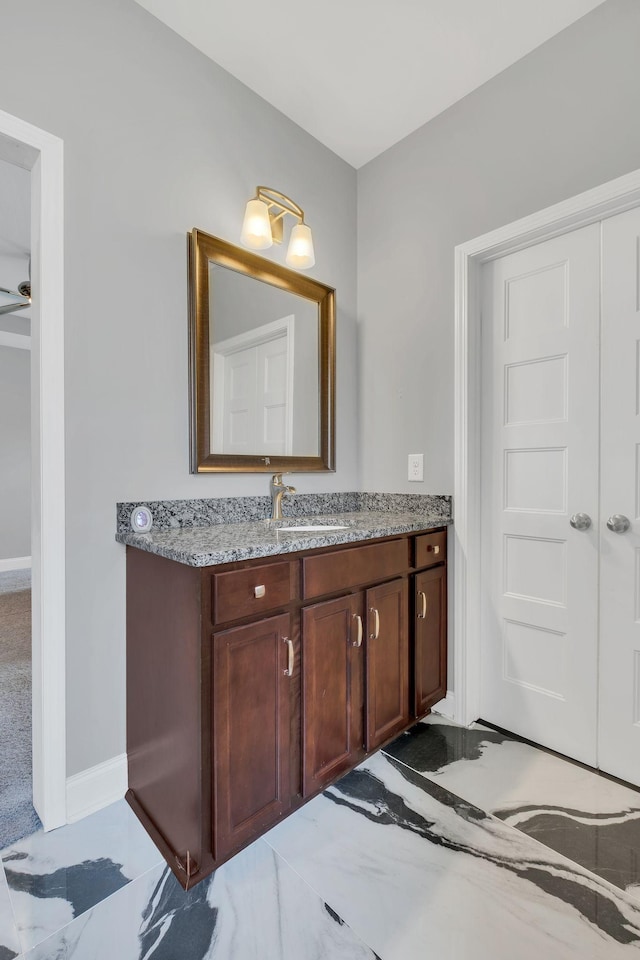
[427,544,440,555]
[254,584,266,598]
[283,636,294,677]
[352,614,363,647]
[369,607,380,640]
[417,590,428,619]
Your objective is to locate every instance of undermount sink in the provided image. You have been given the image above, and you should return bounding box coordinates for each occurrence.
[277,524,349,532]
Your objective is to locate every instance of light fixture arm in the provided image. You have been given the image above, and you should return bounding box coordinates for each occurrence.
[256,186,305,224]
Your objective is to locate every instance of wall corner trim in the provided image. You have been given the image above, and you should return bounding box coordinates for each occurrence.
[0,556,31,573]
[66,753,128,823]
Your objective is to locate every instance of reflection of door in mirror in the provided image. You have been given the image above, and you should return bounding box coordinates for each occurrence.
[210,263,320,457]
[211,316,294,455]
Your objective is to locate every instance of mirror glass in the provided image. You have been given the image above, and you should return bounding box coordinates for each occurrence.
[209,264,319,457]
[189,230,335,473]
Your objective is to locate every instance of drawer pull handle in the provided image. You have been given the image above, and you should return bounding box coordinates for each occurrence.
[352,614,363,647]
[427,544,440,555]
[254,584,266,598]
[283,636,294,677]
[369,607,380,640]
[417,590,428,619]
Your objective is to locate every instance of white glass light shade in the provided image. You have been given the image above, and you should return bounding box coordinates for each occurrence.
[285,222,315,269]
[240,198,273,249]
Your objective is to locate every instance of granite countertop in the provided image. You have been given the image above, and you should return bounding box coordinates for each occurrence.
[116,508,452,568]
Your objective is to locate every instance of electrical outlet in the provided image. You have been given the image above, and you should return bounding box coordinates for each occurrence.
[408,453,423,482]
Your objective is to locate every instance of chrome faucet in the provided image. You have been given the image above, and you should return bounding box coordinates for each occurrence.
[270,473,296,520]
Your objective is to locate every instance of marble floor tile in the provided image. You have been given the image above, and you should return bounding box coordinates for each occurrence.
[0,866,21,960]
[265,751,640,960]
[384,717,640,899]
[1,800,162,953]
[20,839,378,960]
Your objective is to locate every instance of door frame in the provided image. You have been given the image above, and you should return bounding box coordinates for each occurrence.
[0,109,66,828]
[454,167,640,727]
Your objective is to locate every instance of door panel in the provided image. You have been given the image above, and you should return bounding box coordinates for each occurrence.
[301,594,363,796]
[481,225,600,763]
[213,614,291,858]
[365,579,409,751]
[414,565,447,717]
[599,206,640,786]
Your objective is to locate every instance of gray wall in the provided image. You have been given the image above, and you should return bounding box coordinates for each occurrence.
[0,0,357,776]
[0,346,30,560]
[357,0,640,493]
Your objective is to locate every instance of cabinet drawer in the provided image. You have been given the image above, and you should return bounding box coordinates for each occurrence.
[212,561,294,625]
[302,538,408,599]
[415,530,447,568]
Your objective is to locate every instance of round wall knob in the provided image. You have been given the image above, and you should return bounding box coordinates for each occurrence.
[607,514,631,533]
[569,512,592,530]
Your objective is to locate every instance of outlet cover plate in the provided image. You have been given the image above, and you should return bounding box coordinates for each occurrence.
[408,453,423,482]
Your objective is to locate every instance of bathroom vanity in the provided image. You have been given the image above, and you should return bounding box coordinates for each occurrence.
[119,502,450,889]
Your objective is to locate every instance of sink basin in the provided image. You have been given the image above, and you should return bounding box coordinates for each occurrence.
[278,524,348,532]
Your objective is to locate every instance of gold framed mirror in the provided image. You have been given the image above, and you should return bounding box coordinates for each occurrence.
[189,229,335,473]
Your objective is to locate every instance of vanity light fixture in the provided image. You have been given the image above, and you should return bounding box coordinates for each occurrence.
[240,186,315,269]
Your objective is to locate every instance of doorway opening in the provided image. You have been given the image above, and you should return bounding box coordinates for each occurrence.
[0,155,38,843]
[0,110,65,835]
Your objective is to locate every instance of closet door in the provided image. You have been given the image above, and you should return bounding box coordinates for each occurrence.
[599,206,640,786]
[480,224,600,763]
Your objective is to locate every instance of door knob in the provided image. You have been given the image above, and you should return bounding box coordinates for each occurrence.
[569,513,592,531]
[607,514,631,533]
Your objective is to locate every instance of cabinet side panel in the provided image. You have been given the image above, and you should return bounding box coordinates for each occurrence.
[126,548,203,869]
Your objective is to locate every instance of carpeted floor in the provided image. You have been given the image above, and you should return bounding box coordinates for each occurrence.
[0,570,42,849]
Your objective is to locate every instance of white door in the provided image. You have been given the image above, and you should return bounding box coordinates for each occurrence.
[223,345,258,454]
[212,317,294,456]
[480,224,601,764]
[221,335,290,455]
[599,206,640,784]
[259,335,289,454]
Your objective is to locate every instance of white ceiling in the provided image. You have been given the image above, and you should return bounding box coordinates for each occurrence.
[134,0,605,168]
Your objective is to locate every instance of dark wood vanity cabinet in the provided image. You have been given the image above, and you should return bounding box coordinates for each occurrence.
[125,526,447,889]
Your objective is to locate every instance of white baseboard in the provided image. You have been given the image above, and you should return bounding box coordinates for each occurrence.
[66,753,128,823]
[0,556,31,572]
[431,691,455,720]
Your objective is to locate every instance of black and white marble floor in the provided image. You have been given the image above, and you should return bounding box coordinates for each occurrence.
[385,716,640,898]
[2,717,640,959]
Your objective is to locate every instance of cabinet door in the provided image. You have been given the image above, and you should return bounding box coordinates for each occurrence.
[365,579,409,751]
[414,565,447,718]
[302,594,363,796]
[213,613,292,858]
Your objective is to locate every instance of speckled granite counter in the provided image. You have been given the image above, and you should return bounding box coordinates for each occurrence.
[115,493,452,568]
